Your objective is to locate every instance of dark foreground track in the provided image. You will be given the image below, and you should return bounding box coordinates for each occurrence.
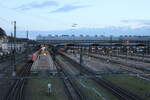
[4,62,32,100]
[55,60,87,100]
[59,53,143,100]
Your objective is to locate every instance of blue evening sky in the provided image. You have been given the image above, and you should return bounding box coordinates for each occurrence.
[0,0,150,31]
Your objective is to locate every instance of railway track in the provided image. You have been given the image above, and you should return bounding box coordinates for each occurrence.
[54,60,87,100]
[59,53,143,100]
[0,53,27,63]
[86,54,150,74]
[120,53,150,59]
[4,62,32,100]
[0,54,27,74]
[0,58,26,74]
[109,54,150,63]
[0,55,11,63]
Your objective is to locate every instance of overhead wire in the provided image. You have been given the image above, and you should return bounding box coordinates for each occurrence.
[0,1,73,39]
[0,2,69,28]
[0,17,27,38]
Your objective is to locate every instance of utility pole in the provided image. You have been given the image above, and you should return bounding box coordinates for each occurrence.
[148,41,150,55]
[27,30,29,39]
[12,21,16,77]
[26,31,29,59]
[10,32,13,70]
[110,35,113,58]
[80,47,83,65]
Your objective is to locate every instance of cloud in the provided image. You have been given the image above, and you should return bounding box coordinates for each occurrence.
[51,4,89,13]
[16,1,58,10]
[121,19,150,25]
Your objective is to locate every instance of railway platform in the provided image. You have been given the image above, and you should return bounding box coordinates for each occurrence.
[31,53,57,74]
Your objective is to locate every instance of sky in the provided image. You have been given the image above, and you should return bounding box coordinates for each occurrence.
[0,0,150,36]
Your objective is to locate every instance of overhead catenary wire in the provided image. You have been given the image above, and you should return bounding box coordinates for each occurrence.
[0,17,29,38]
[0,3,71,39]
[0,2,69,27]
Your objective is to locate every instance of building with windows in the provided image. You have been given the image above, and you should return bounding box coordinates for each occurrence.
[0,28,8,50]
[36,34,150,44]
[37,34,150,41]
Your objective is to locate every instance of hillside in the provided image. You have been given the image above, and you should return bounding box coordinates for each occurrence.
[0,27,6,38]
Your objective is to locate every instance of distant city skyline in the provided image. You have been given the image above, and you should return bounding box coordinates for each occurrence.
[36,33,150,41]
[4,26,150,39]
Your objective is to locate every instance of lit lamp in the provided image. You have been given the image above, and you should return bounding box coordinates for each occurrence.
[48,83,52,95]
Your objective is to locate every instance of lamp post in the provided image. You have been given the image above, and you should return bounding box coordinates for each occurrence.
[72,24,83,65]
[71,23,78,55]
[12,21,16,77]
[26,31,29,60]
[109,35,113,59]
[10,32,13,70]
[48,83,52,95]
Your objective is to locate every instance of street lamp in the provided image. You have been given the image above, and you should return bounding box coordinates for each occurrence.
[71,23,78,55]
[26,31,29,60]
[12,21,16,77]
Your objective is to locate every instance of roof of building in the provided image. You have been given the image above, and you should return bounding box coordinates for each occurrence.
[7,36,28,42]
